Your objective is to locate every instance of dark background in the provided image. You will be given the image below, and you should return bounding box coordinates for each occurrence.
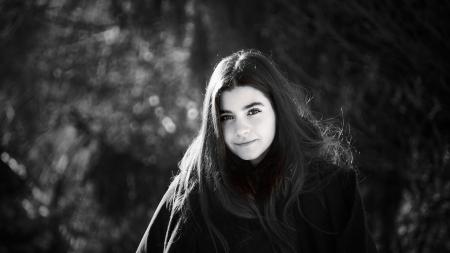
[1,0,449,252]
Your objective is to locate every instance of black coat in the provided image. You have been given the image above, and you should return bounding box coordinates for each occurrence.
[136,165,378,253]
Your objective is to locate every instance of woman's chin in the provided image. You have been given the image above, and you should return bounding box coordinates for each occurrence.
[236,154,259,161]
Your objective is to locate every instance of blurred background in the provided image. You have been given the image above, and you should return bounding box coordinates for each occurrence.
[0,0,449,252]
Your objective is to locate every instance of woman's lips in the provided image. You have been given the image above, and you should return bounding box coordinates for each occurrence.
[235,140,257,146]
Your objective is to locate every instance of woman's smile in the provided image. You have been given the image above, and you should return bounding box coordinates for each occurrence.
[235,139,258,146]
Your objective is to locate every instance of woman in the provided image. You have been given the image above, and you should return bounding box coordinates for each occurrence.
[136,50,377,253]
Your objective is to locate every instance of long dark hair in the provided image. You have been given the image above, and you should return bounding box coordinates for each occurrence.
[168,49,352,252]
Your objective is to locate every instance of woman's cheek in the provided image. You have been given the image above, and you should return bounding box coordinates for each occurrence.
[223,126,233,147]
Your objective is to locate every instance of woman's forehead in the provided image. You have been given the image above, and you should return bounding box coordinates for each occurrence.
[219,86,271,111]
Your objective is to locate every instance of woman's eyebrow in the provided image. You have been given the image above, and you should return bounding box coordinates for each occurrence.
[243,102,264,110]
[220,102,264,114]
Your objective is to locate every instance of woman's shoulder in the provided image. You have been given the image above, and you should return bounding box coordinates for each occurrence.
[298,163,377,251]
[304,159,357,192]
[298,160,361,232]
[147,176,200,229]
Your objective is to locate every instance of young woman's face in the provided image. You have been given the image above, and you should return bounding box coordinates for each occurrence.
[219,86,276,166]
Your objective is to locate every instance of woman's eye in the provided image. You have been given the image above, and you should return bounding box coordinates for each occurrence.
[248,108,261,116]
[220,115,234,121]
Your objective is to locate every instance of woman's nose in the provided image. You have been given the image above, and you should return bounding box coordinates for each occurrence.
[235,119,251,138]
[236,127,250,138]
